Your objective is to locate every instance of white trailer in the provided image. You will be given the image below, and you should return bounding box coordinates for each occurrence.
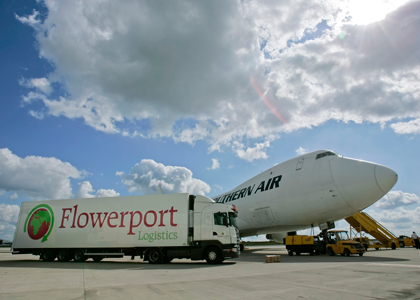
[12,193,240,264]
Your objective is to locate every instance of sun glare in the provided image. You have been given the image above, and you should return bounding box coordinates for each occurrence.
[345,0,409,25]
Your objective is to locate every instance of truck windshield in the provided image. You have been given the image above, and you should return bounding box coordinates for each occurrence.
[229,212,238,228]
[337,231,350,241]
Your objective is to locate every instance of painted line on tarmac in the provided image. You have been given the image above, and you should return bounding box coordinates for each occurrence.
[368,263,420,268]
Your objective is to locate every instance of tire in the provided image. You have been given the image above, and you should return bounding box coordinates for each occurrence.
[391,242,396,250]
[359,253,363,256]
[205,247,223,264]
[74,250,86,262]
[92,256,103,262]
[310,251,315,256]
[344,249,351,257]
[295,252,300,256]
[240,244,244,252]
[288,251,293,256]
[147,248,163,264]
[327,247,335,256]
[43,250,56,262]
[375,248,379,251]
[57,250,69,262]
[399,242,405,248]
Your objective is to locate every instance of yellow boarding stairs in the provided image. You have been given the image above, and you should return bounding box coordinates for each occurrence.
[345,212,399,250]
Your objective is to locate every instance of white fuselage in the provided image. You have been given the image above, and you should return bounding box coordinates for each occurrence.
[212,150,398,237]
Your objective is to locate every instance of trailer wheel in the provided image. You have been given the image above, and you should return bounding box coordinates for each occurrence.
[57,250,69,262]
[295,252,300,256]
[375,248,379,250]
[43,250,56,261]
[74,250,86,262]
[391,242,397,250]
[344,249,351,257]
[327,247,335,256]
[359,253,363,256]
[240,244,244,252]
[205,247,223,264]
[92,256,103,262]
[399,242,405,248]
[148,248,163,264]
[288,251,293,256]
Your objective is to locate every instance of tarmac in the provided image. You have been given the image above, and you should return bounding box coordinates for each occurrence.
[1,245,420,300]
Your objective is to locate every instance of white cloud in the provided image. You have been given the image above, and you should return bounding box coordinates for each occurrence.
[117,159,211,196]
[96,189,120,198]
[8,193,18,200]
[208,158,220,170]
[0,148,82,200]
[75,181,120,198]
[0,204,20,241]
[391,118,420,135]
[0,204,20,224]
[75,181,95,198]
[376,191,419,210]
[15,10,40,26]
[296,147,309,155]
[19,77,53,95]
[234,141,270,162]
[16,1,420,151]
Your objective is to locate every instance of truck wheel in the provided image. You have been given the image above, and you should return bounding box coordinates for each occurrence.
[240,244,244,252]
[43,250,56,261]
[205,247,223,264]
[375,248,379,250]
[391,242,396,250]
[57,250,69,262]
[74,250,86,262]
[288,251,293,256]
[327,247,335,256]
[148,249,163,264]
[92,256,103,262]
[359,253,363,256]
[399,242,405,248]
[295,252,300,256]
[344,249,351,256]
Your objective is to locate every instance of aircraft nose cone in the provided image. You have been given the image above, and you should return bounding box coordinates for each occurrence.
[330,158,397,211]
[375,165,398,193]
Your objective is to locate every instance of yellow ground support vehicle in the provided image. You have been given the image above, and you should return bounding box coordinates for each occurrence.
[325,230,365,256]
[353,237,387,251]
[285,235,323,256]
[398,235,420,248]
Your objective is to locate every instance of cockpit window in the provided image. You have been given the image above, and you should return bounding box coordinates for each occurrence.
[316,151,336,160]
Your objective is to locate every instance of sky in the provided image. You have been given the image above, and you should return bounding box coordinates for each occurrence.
[1,0,420,242]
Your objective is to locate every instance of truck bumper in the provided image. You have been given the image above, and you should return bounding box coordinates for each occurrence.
[222,244,240,259]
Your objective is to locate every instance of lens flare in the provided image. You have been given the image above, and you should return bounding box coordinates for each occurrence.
[250,77,287,124]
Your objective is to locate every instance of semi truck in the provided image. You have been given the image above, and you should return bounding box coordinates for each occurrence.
[12,193,240,264]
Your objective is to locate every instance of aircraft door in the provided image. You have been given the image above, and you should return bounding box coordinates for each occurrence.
[296,158,304,170]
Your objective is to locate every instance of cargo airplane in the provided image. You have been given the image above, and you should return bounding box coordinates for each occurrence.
[211,150,398,242]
